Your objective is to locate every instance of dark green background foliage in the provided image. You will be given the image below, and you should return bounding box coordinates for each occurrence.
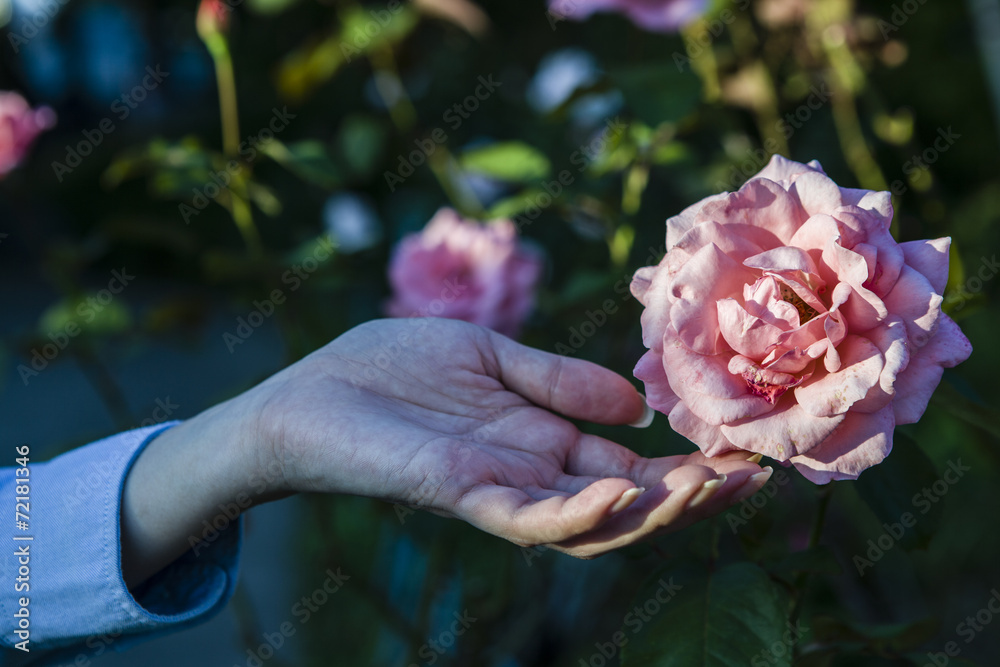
[2,0,999,664]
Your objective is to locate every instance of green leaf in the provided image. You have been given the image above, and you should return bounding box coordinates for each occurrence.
[621,562,792,667]
[854,432,945,551]
[460,142,551,181]
[610,64,702,127]
[259,139,341,188]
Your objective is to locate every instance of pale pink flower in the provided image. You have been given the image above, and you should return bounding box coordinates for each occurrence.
[548,0,707,32]
[387,208,542,338]
[0,92,55,177]
[631,155,972,484]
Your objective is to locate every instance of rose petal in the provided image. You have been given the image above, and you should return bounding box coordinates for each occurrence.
[851,316,911,413]
[670,243,757,354]
[667,220,764,275]
[743,246,820,276]
[892,314,973,424]
[794,335,885,417]
[754,154,824,183]
[717,298,788,360]
[699,178,808,246]
[634,349,681,415]
[630,265,656,305]
[634,261,673,351]
[662,327,775,425]
[668,402,739,457]
[790,406,895,483]
[900,237,951,295]
[720,398,845,461]
[666,193,729,248]
[883,264,943,350]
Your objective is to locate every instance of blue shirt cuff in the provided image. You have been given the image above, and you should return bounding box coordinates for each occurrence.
[0,422,242,661]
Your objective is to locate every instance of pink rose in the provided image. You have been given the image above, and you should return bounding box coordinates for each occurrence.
[0,92,55,177]
[387,208,543,338]
[631,155,972,484]
[548,0,707,32]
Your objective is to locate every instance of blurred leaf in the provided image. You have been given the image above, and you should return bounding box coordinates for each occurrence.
[259,140,341,189]
[621,562,792,667]
[246,182,283,217]
[488,188,547,219]
[246,0,300,13]
[38,296,131,338]
[929,380,1000,439]
[651,141,691,165]
[337,114,387,179]
[460,142,551,181]
[854,432,944,551]
[277,6,418,101]
[611,64,702,127]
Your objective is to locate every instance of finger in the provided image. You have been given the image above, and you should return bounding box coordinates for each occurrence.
[488,331,645,425]
[453,477,638,546]
[547,464,733,556]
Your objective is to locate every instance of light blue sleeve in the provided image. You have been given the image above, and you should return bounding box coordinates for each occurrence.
[0,422,242,666]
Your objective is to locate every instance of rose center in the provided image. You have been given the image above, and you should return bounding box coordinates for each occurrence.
[779,284,818,325]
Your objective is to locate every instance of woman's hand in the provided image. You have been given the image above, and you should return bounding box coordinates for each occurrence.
[121,318,771,587]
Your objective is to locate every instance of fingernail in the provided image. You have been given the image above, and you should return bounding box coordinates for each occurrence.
[610,487,645,514]
[730,467,773,504]
[686,474,727,509]
[747,453,763,464]
[628,393,655,429]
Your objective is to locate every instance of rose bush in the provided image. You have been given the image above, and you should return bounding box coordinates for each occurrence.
[631,155,972,483]
[547,0,707,32]
[386,208,542,338]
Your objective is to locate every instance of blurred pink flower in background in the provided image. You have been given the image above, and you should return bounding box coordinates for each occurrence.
[631,155,972,484]
[548,0,707,32]
[0,92,55,177]
[387,208,543,338]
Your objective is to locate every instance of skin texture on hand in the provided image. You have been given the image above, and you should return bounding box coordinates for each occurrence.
[121,318,769,589]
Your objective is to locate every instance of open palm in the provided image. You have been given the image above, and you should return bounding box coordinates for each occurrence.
[251,318,770,558]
